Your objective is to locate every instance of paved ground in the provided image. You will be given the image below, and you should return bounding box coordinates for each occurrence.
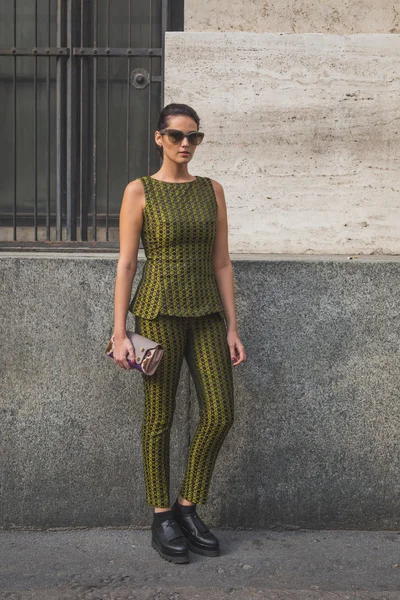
[0,527,399,600]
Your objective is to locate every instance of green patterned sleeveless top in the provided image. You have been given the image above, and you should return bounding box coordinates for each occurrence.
[128,175,225,319]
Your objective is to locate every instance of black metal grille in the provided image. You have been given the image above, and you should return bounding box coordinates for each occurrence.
[0,0,181,251]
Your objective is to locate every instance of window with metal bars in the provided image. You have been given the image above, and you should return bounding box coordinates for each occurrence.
[0,0,183,251]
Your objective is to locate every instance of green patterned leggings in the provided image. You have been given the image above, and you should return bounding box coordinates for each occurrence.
[135,311,235,507]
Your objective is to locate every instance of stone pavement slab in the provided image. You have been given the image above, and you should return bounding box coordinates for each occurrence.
[0,528,399,599]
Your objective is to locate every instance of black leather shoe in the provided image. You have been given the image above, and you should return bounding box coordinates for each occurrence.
[151,516,190,563]
[171,498,220,557]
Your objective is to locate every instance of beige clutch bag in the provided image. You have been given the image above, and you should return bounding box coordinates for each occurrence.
[106,330,164,375]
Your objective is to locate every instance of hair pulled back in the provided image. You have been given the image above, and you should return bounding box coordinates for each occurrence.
[156,103,201,160]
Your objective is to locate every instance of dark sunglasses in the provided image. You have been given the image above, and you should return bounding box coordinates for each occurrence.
[158,128,204,146]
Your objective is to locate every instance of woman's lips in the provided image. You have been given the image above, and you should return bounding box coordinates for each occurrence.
[179,152,190,155]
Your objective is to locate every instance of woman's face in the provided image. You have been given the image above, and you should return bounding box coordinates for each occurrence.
[155,115,200,164]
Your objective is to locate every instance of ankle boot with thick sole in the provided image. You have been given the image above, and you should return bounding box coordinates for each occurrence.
[171,498,220,557]
[151,516,190,564]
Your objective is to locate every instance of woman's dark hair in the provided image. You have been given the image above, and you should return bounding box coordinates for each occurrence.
[156,103,201,159]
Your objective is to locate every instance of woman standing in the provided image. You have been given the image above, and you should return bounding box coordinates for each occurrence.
[113,103,246,563]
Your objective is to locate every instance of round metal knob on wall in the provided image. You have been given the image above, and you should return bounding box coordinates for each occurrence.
[131,68,150,89]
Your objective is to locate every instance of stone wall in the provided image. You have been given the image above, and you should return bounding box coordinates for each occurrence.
[1,254,399,529]
[184,0,399,34]
[164,32,400,254]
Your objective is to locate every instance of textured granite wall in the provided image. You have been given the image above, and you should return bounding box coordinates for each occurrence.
[1,254,399,530]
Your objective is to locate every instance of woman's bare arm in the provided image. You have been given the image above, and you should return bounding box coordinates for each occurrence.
[113,179,145,344]
[211,179,246,366]
[211,179,237,332]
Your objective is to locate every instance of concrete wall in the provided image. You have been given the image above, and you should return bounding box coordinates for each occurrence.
[164,31,400,254]
[1,254,399,530]
[184,0,400,34]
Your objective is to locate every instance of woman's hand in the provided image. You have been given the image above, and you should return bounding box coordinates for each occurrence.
[113,335,136,370]
[227,330,246,367]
